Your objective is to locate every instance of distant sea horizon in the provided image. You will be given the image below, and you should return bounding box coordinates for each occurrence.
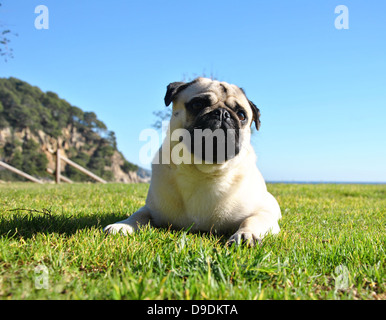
[267,181,386,185]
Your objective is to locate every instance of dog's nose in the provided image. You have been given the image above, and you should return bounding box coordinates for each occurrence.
[214,108,231,121]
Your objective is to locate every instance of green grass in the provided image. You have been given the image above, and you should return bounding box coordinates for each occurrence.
[0,182,385,300]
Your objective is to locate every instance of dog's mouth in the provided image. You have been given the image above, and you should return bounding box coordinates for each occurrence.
[187,109,241,164]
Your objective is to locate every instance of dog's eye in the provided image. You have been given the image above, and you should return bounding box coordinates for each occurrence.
[236,110,246,121]
[186,97,211,111]
[191,101,204,109]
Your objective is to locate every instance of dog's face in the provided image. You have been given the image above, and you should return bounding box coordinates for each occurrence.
[164,77,261,163]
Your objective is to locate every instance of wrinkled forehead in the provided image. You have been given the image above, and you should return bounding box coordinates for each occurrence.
[177,78,249,106]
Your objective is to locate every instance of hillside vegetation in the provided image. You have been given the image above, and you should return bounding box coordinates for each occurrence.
[0,77,140,182]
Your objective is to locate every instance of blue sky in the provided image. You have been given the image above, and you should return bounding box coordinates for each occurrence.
[1,0,385,182]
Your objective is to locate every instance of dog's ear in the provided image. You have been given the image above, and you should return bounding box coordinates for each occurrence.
[164,82,187,106]
[164,79,199,106]
[240,87,261,131]
[249,99,261,131]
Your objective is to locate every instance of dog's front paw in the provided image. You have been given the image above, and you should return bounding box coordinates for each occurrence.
[103,223,134,235]
[227,230,262,247]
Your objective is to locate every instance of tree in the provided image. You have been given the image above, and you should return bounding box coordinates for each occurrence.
[0,3,18,62]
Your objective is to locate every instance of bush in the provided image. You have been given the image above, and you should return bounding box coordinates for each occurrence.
[121,160,138,173]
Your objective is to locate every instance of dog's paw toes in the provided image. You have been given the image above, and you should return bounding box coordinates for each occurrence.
[103,223,134,235]
[227,231,262,247]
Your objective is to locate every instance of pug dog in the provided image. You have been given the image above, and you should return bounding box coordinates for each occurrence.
[104,77,281,246]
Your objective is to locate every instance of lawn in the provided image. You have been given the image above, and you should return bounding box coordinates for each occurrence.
[0,182,384,300]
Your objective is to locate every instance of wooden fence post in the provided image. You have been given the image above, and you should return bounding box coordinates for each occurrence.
[56,148,61,184]
[60,156,107,184]
[0,160,43,184]
[50,147,107,184]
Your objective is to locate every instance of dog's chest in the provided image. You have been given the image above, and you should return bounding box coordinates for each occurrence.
[175,172,238,231]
